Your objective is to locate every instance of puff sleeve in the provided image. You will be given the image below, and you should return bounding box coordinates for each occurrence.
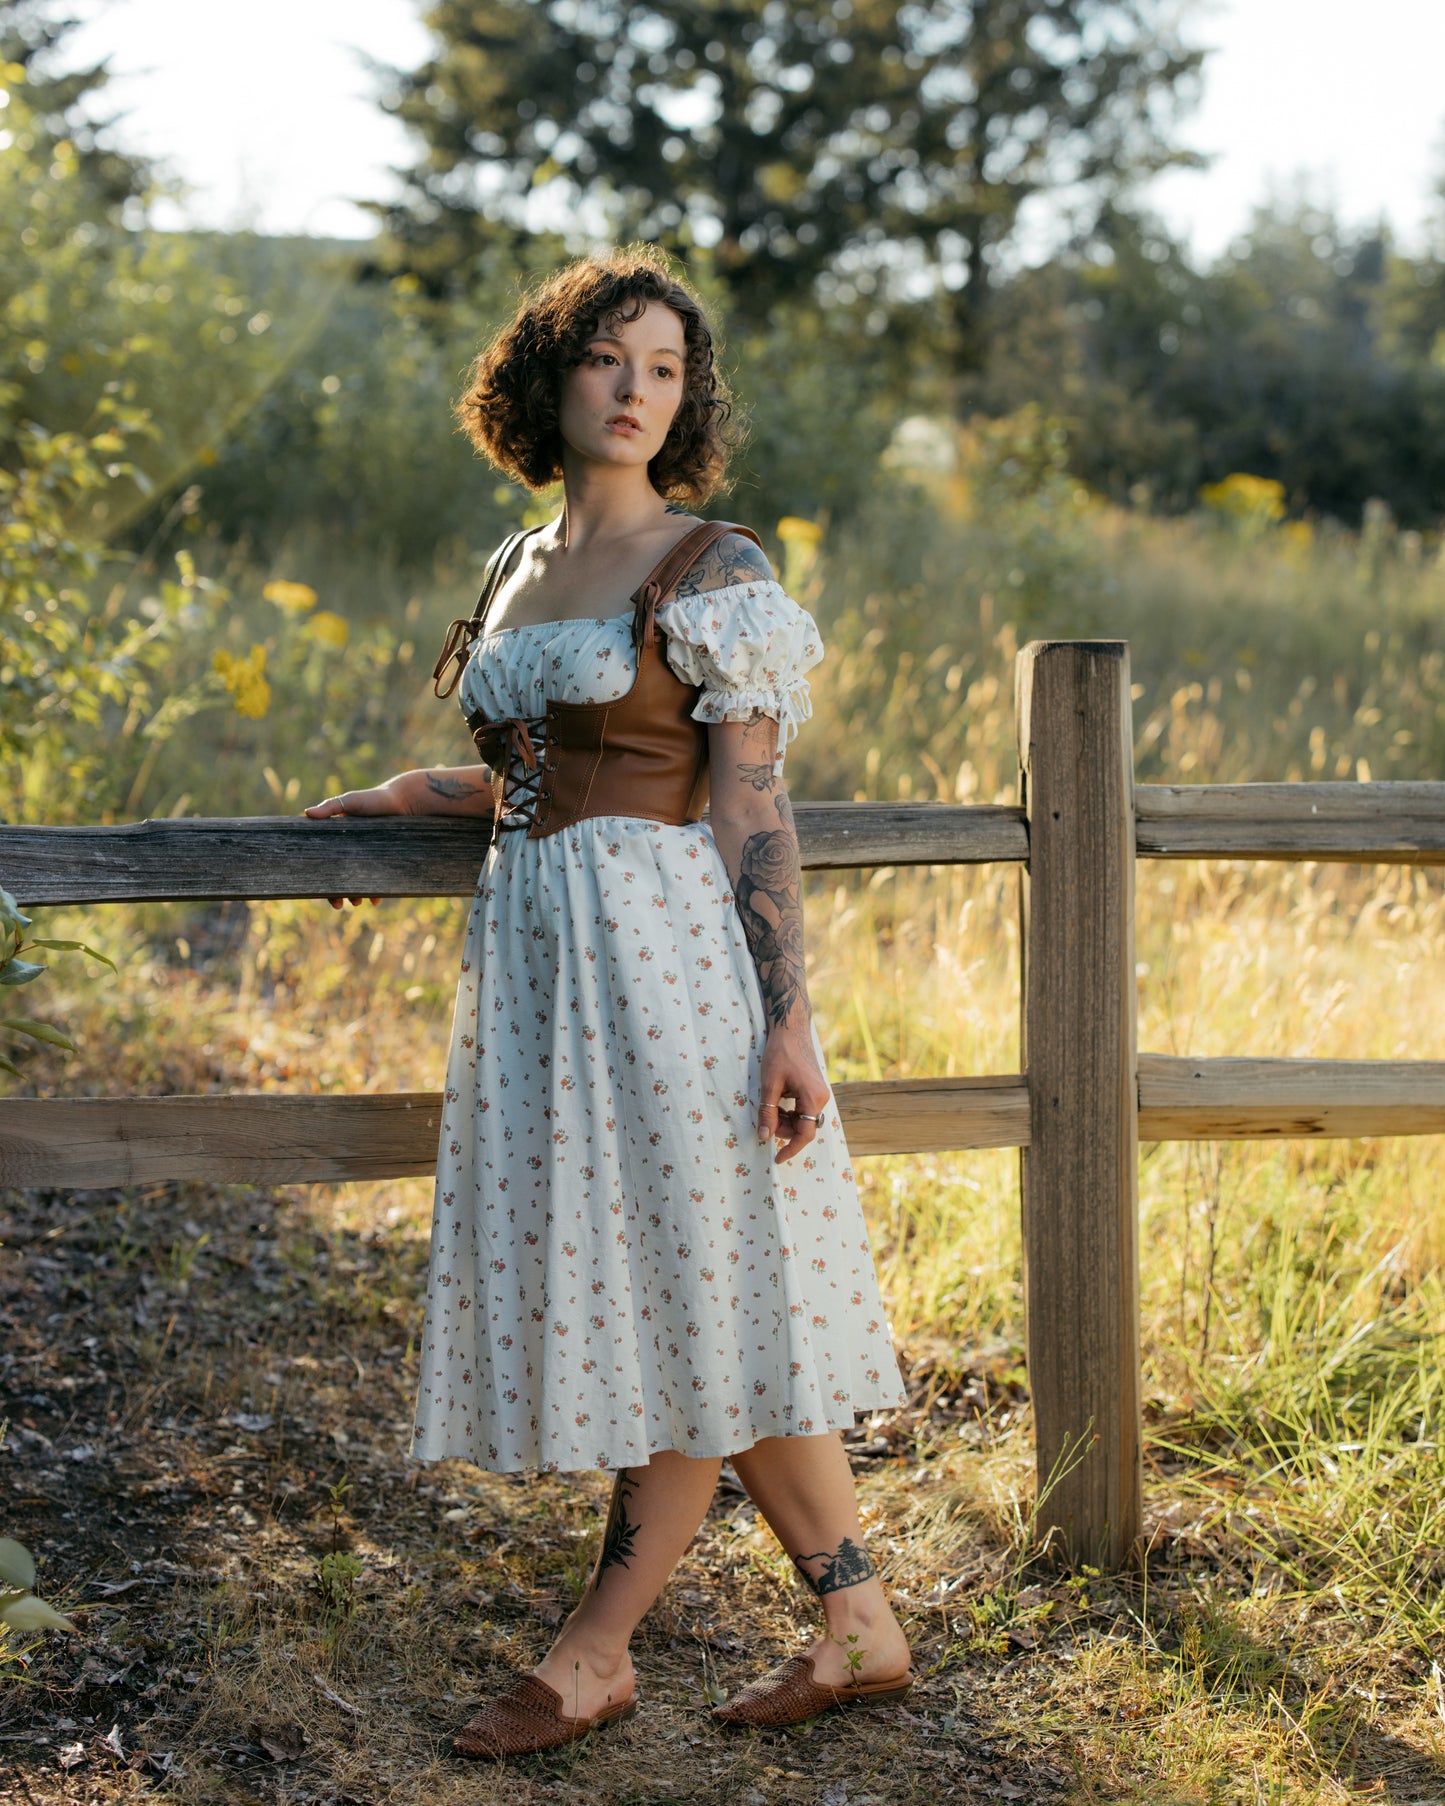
[654,579,824,752]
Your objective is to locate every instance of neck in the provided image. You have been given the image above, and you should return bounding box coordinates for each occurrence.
[552,455,670,551]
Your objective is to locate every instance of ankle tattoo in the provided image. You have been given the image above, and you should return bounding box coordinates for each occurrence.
[789,1534,877,1596]
[594,1468,641,1588]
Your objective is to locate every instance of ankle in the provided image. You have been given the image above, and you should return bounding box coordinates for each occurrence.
[818,1580,895,1638]
[547,1617,631,1682]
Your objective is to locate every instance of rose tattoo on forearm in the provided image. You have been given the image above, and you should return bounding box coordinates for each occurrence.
[735,790,810,1030]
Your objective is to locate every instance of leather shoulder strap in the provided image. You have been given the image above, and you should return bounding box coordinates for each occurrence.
[630,519,766,649]
[432,524,540,699]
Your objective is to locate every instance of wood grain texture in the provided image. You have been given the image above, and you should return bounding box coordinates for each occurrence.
[0,1093,445,1188]
[1017,640,1142,1568]
[1138,1055,1445,1139]
[834,1075,1030,1155]
[1,804,1028,906]
[1137,782,1445,863]
[0,1076,1033,1188]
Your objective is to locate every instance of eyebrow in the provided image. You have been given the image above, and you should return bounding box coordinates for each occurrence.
[589,334,684,359]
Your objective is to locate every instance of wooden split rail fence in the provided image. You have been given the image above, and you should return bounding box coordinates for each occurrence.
[5,640,1445,1566]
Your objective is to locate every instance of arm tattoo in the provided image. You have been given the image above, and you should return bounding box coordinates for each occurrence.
[737,760,777,792]
[426,770,487,801]
[674,532,774,597]
[734,793,809,1029]
[593,1469,640,1589]
[790,1536,877,1596]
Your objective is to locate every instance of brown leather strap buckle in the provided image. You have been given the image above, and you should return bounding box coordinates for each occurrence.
[432,525,539,701]
[629,519,765,651]
[433,617,479,699]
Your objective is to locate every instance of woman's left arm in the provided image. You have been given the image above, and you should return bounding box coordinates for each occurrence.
[705,710,830,1164]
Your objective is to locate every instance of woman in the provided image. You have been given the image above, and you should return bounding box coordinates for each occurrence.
[305,248,911,1758]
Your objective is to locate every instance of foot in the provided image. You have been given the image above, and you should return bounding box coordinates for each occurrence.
[800,1612,911,1690]
[452,1671,638,1760]
[530,1638,635,1723]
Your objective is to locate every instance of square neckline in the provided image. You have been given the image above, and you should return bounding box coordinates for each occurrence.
[480,611,634,641]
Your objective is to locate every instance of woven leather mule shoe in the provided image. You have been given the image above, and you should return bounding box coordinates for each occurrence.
[712,1655,915,1730]
[452,1672,638,1759]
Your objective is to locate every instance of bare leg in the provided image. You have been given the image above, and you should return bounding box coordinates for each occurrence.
[729,1431,911,1687]
[529,1450,722,1719]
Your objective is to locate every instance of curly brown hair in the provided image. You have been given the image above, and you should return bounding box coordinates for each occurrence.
[453,247,740,505]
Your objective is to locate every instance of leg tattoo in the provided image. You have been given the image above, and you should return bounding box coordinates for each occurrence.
[789,1535,877,1596]
[594,1468,641,1589]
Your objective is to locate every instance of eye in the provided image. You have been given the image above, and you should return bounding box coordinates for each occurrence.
[655,365,679,380]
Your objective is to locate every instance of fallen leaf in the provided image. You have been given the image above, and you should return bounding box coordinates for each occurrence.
[251,1718,308,1762]
[57,1741,86,1771]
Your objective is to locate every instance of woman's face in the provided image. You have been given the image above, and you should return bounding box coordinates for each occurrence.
[555,301,688,476]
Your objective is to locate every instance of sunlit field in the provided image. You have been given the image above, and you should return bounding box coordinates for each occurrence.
[7,476,1445,1802]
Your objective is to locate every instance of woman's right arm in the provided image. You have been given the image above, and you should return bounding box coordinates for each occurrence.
[303,765,493,821]
[303,766,492,907]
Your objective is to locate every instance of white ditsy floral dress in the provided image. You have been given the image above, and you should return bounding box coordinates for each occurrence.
[411,578,906,1474]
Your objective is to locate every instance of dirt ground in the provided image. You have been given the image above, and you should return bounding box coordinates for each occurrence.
[7,1176,1445,1806]
[0,1175,1087,1806]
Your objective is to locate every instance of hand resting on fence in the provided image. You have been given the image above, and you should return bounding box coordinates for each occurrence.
[303,765,494,907]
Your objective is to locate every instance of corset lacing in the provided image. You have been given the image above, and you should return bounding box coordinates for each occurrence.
[468,712,549,833]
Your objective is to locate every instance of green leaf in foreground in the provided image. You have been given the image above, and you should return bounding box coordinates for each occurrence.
[0,1592,76,1633]
[0,1540,37,1591]
[1,1018,77,1052]
[25,939,118,971]
[0,961,48,987]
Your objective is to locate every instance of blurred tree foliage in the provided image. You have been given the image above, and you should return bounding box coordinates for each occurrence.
[0,0,149,215]
[979,200,1445,526]
[364,0,1203,360]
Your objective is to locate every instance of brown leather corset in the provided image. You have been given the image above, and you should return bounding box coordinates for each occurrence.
[432,519,763,841]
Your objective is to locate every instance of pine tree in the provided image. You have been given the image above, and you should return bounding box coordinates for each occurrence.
[366,0,1203,371]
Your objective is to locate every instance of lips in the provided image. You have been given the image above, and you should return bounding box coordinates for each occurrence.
[606,415,642,433]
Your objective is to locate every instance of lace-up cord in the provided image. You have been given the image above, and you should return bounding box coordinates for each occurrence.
[469,712,548,832]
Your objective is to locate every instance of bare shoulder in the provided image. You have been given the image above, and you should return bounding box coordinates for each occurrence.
[673,527,775,599]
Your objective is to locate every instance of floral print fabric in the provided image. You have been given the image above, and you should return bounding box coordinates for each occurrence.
[411,581,905,1474]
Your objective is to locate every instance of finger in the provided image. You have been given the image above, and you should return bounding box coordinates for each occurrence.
[329,898,343,910]
[774,1106,818,1164]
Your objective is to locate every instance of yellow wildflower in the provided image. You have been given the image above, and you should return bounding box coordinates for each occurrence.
[305,609,350,649]
[776,516,823,547]
[1199,473,1286,525]
[263,579,318,613]
[213,645,271,719]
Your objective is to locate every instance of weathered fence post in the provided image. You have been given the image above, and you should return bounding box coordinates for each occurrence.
[1015,640,1142,1567]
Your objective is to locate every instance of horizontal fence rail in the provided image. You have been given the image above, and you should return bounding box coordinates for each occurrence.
[1136,782,1445,863]
[9,781,1445,909]
[1,802,1030,906]
[6,1059,1445,1189]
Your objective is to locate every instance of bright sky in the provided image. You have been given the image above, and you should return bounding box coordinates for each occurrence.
[54,0,1445,258]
